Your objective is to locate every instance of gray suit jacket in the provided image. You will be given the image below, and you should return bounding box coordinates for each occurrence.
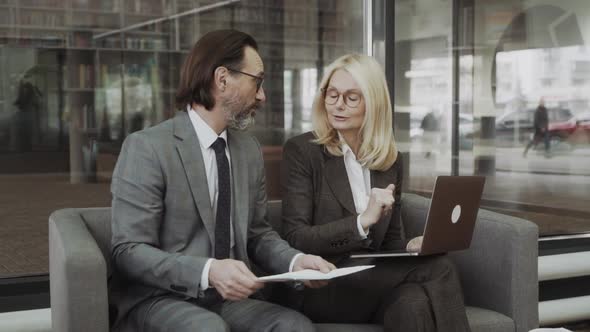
[281,132,406,264]
[109,111,301,330]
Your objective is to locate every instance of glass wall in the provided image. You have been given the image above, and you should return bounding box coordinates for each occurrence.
[0,0,367,278]
[392,0,590,236]
[390,0,454,187]
[2,0,589,280]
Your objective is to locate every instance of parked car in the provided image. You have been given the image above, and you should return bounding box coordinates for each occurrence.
[572,111,590,144]
[494,108,576,147]
[575,112,590,130]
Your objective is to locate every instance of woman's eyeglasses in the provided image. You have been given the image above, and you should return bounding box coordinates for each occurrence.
[322,87,362,108]
[227,68,264,92]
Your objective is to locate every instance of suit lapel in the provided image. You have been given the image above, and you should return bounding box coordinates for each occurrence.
[324,154,356,215]
[228,130,249,256]
[173,111,215,245]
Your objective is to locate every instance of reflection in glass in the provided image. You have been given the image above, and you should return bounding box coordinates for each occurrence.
[393,0,590,237]
[0,0,365,278]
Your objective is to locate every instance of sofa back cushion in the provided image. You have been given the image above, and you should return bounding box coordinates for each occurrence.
[267,200,282,232]
[74,202,284,277]
[79,207,112,277]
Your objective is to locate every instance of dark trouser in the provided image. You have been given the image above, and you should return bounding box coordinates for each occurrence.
[524,130,550,155]
[544,131,550,151]
[300,255,470,332]
[117,293,315,332]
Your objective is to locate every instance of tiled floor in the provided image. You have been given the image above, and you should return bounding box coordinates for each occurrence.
[0,173,111,276]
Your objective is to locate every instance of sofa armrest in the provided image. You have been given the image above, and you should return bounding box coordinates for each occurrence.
[49,209,109,332]
[401,193,539,332]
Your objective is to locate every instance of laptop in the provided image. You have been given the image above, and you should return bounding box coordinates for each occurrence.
[350,176,486,258]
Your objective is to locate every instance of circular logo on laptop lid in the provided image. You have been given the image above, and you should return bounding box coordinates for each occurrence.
[451,205,461,224]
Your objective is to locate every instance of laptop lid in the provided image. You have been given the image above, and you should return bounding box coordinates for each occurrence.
[349,175,486,259]
[419,175,486,255]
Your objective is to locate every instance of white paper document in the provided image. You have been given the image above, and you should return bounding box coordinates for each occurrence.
[258,265,375,282]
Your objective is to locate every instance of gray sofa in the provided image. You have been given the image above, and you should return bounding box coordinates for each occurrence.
[49,193,539,332]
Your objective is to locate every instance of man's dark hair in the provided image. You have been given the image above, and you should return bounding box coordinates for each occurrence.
[175,29,258,110]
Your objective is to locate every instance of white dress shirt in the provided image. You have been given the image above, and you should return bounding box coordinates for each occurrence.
[188,107,301,291]
[188,108,235,290]
[341,142,372,238]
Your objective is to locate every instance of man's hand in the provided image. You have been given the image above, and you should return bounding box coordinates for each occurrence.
[406,236,423,253]
[359,184,395,231]
[209,259,263,301]
[292,254,337,289]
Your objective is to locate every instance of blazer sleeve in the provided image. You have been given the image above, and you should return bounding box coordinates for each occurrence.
[380,153,407,250]
[246,138,302,274]
[111,133,208,299]
[281,139,367,256]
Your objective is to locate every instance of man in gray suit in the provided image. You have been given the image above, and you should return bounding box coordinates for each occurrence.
[109,29,335,332]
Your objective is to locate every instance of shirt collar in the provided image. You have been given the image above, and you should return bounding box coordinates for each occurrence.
[338,132,355,159]
[187,105,228,150]
[341,141,353,156]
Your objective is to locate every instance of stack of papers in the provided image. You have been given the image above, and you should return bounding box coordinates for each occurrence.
[258,265,374,282]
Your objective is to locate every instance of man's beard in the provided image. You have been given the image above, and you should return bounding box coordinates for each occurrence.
[222,96,258,130]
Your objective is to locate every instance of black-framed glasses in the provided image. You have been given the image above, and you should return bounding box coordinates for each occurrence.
[227,68,264,92]
[321,87,363,108]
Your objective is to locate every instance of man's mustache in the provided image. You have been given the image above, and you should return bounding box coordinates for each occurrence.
[240,102,260,117]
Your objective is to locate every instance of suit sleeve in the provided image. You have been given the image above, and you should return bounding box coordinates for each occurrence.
[246,138,302,274]
[111,133,208,299]
[281,139,367,256]
[380,153,407,250]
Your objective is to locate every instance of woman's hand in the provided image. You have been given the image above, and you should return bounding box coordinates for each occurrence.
[406,236,423,253]
[359,184,395,231]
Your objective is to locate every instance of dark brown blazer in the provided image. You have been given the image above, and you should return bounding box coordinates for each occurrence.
[281,132,406,264]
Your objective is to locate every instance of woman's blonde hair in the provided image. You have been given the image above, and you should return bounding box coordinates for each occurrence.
[312,54,398,171]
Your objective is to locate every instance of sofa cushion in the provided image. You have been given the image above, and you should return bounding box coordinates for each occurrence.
[467,306,515,332]
[268,200,282,232]
[312,306,514,332]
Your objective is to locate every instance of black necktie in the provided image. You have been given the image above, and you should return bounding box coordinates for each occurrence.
[211,137,231,259]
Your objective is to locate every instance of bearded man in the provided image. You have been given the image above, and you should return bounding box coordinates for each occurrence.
[109,29,335,332]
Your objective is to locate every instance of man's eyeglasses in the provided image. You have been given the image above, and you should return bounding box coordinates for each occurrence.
[322,87,363,108]
[227,68,264,92]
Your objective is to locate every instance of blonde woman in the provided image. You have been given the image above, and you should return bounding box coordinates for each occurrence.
[281,54,470,332]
